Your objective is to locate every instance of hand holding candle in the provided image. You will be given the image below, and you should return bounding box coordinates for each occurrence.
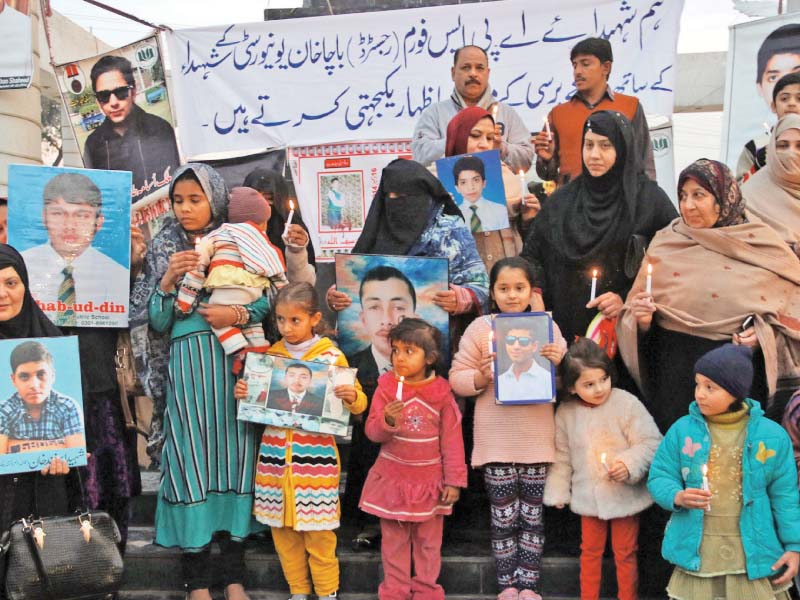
[518,170,527,202]
[283,200,295,237]
[590,269,598,303]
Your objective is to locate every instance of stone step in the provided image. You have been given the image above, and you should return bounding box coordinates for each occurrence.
[119,593,623,600]
[123,527,641,598]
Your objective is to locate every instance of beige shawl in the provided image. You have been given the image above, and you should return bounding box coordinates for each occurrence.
[742,113,800,251]
[617,217,800,397]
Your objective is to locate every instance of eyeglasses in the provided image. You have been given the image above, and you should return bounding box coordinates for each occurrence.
[505,335,532,347]
[95,85,133,104]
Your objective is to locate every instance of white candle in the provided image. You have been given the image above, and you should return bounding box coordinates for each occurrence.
[518,170,527,201]
[702,463,711,511]
[284,200,295,236]
[543,115,552,141]
[590,269,598,303]
[194,236,201,253]
[491,103,499,121]
[396,375,404,401]
[488,330,495,377]
[600,452,609,472]
[763,121,771,136]
[645,263,653,295]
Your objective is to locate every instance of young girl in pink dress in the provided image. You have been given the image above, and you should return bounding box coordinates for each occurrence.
[359,318,467,600]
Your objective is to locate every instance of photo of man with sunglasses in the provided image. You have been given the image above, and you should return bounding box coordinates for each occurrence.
[83,54,180,198]
[496,324,554,402]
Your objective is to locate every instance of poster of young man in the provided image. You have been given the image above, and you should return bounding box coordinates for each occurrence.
[237,353,356,436]
[8,164,131,327]
[334,253,450,368]
[54,36,180,238]
[435,149,509,233]
[0,337,87,475]
[493,312,555,404]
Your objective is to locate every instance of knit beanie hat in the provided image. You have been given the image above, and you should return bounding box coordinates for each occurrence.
[228,187,269,224]
[694,343,754,400]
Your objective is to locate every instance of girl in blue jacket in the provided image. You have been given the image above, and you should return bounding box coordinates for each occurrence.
[648,344,800,600]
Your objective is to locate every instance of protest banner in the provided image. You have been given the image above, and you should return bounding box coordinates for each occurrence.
[288,140,411,260]
[0,1,32,90]
[166,0,684,157]
[8,164,131,328]
[0,336,87,475]
[722,15,800,178]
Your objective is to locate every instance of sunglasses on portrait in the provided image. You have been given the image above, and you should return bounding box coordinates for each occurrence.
[505,335,532,347]
[95,85,133,104]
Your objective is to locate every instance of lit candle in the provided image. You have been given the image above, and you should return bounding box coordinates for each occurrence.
[763,121,771,136]
[518,170,527,201]
[645,263,653,295]
[701,463,711,511]
[284,200,295,236]
[543,115,552,141]
[194,236,201,253]
[488,330,495,377]
[590,269,598,303]
[600,452,609,472]
[396,375,404,401]
[491,103,499,121]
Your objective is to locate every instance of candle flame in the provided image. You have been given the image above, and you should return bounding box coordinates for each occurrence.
[592,269,598,278]
[399,375,405,383]
[195,236,200,245]
[519,170,524,176]
[647,263,653,275]
[702,464,708,476]
[289,200,294,211]
[600,452,607,464]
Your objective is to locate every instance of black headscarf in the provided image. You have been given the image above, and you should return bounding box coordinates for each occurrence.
[541,110,646,262]
[353,159,462,255]
[0,245,61,340]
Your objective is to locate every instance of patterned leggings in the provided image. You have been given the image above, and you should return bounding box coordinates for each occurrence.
[483,463,547,592]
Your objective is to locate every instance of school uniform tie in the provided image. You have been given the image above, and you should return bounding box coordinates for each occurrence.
[469,205,482,233]
[58,265,76,327]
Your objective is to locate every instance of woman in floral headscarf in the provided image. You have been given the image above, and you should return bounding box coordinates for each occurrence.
[139,163,268,600]
[618,159,800,433]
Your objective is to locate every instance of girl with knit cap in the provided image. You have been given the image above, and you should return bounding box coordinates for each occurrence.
[649,343,800,600]
[176,186,288,356]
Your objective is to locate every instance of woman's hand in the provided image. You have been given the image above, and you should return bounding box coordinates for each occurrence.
[198,303,239,329]
[41,457,69,476]
[733,327,760,349]
[771,550,800,585]
[384,399,404,427]
[629,291,656,332]
[540,342,566,366]
[674,488,711,511]
[283,224,309,248]
[520,193,541,220]
[130,226,147,275]
[586,292,624,319]
[608,461,630,482]
[533,130,554,162]
[233,379,248,401]
[334,384,358,409]
[433,290,458,314]
[327,285,351,312]
[441,485,461,505]
[160,250,199,293]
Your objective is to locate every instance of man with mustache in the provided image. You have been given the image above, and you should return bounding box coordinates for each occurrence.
[534,38,656,186]
[411,45,534,172]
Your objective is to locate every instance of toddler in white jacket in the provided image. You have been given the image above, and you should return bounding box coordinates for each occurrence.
[544,338,661,600]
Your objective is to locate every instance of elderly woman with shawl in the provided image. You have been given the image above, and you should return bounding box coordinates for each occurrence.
[520,110,676,365]
[134,163,268,600]
[742,113,800,256]
[442,106,540,272]
[619,159,800,433]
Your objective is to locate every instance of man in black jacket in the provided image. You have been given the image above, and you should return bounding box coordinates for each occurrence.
[83,55,180,201]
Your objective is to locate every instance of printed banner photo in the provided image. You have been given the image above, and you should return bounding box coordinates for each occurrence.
[435,149,508,232]
[335,253,450,366]
[54,35,181,213]
[8,164,132,328]
[0,1,33,89]
[0,336,87,475]
[288,139,412,261]
[722,14,800,179]
[237,352,356,436]
[492,312,555,405]
[166,0,684,156]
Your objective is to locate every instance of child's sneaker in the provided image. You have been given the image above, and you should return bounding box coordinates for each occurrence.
[288,595,308,600]
[518,590,542,600]
[318,593,337,600]
[497,587,519,600]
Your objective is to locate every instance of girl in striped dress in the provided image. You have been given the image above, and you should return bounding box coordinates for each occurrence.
[233,282,367,600]
[176,186,288,357]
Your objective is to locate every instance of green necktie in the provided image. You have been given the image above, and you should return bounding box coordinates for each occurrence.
[58,265,76,327]
[469,205,482,233]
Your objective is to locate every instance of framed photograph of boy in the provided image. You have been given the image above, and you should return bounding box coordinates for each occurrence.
[237,353,357,436]
[493,313,555,405]
[0,336,87,475]
[334,253,450,368]
[435,149,509,233]
[8,164,132,328]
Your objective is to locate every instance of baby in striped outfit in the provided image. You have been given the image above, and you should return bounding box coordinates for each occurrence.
[177,186,288,355]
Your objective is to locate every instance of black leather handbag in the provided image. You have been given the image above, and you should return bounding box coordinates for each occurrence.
[0,469,124,600]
